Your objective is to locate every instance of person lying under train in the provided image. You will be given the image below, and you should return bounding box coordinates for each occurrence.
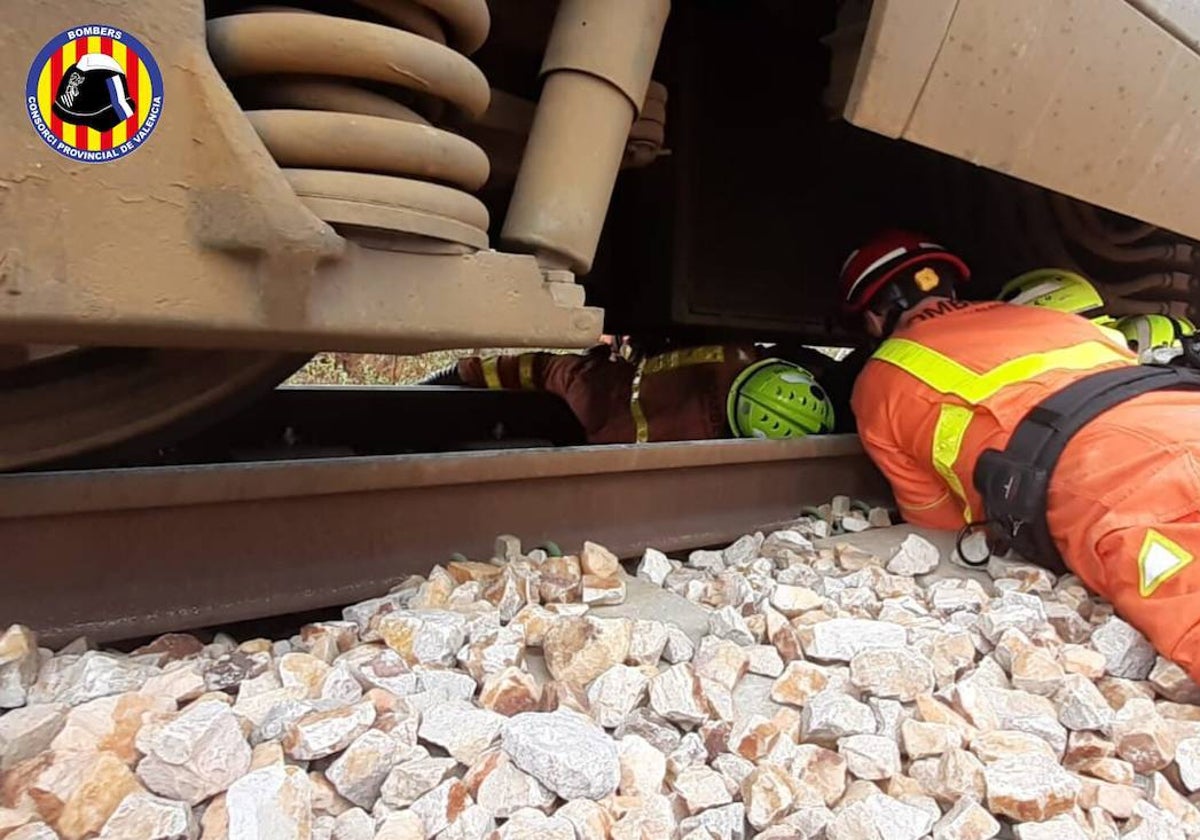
[423,340,842,445]
[839,229,1200,682]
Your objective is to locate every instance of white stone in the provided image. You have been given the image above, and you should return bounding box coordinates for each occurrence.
[839,734,902,780]
[1055,674,1114,732]
[1091,617,1156,680]
[587,664,650,729]
[282,699,375,760]
[618,733,667,798]
[502,710,620,800]
[136,699,251,805]
[887,534,940,576]
[409,779,471,837]
[746,645,785,678]
[849,648,935,701]
[931,796,1001,840]
[1175,736,1200,792]
[827,793,934,840]
[672,764,733,814]
[375,610,467,667]
[636,548,673,586]
[331,809,374,840]
[663,624,696,664]
[984,754,1081,822]
[1012,815,1091,840]
[677,803,746,840]
[98,793,198,840]
[225,765,313,840]
[325,729,405,809]
[472,753,555,819]
[801,690,877,743]
[648,663,708,726]
[418,700,504,765]
[0,702,67,770]
[41,652,158,707]
[379,757,457,808]
[627,620,669,667]
[978,592,1047,644]
[803,619,906,662]
[492,808,574,840]
[708,607,755,646]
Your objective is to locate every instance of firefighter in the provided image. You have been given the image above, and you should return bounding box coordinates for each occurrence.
[1116,313,1200,367]
[997,269,1128,348]
[843,229,1200,681]
[445,342,836,444]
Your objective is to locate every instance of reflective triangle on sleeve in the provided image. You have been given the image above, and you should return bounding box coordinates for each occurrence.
[1138,529,1195,597]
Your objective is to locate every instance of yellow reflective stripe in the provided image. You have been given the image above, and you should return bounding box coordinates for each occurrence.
[1097,323,1130,350]
[873,337,1134,523]
[481,356,502,389]
[932,404,974,520]
[630,360,649,443]
[874,339,1132,404]
[641,345,725,376]
[518,355,535,390]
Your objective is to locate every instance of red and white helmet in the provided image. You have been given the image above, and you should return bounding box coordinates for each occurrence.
[838,229,970,314]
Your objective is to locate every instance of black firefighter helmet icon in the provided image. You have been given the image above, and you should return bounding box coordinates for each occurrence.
[52,53,136,133]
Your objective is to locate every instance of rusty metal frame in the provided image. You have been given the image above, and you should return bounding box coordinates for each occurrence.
[0,0,602,354]
[0,436,887,646]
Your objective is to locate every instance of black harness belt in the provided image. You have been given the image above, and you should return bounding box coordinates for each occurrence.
[973,364,1200,574]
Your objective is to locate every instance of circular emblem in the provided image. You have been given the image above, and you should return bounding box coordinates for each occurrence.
[26,25,164,163]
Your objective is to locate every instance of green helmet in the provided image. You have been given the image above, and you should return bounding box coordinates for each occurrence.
[999,269,1107,318]
[1116,314,1197,363]
[727,359,835,439]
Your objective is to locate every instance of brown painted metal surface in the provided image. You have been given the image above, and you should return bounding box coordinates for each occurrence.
[0,436,888,647]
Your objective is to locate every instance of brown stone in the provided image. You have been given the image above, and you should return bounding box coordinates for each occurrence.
[479,666,541,717]
[770,662,829,708]
[56,752,146,840]
[51,692,175,766]
[788,744,847,807]
[447,561,503,585]
[131,634,204,665]
[1111,698,1177,773]
[984,755,1081,822]
[741,765,795,831]
[543,617,632,687]
[580,542,621,579]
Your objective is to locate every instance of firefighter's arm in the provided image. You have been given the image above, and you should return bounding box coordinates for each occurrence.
[457,352,561,390]
[856,429,964,531]
[851,378,963,531]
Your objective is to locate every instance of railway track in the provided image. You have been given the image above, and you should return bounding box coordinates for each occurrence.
[0,435,887,648]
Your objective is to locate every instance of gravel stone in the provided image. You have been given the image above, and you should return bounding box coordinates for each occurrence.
[282,698,375,760]
[325,729,405,809]
[984,754,1081,822]
[771,662,830,708]
[542,616,632,686]
[648,663,709,726]
[1091,616,1156,680]
[136,699,251,805]
[587,664,650,728]
[409,778,472,837]
[98,793,197,840]
[1111,697,1177,772]
[900,719,962,759]
[801,690,877,744]
[0,703,67,771]
[501,709,619,800]
[887,533,940,576]
[803,618,906,662]
[617,733,666,797]
[379,757,456,808]
[931,796,1000,840]
[828,792,935,840]
[839,733,902,780]
[1054,673,1115,732]
[225,764,312,839]
[418,700,504,765]
[673,764,733,814]
[375,610,467,667]
[742,764,796,830]
[636,548,673,586]
[850,648,935,701]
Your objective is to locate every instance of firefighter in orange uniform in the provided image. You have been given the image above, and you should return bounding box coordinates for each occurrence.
[844,230,1200,680]
[449,341,839,444]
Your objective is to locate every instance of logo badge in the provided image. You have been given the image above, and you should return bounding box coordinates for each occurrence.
[914,267,941,293]
[26,25,164,163]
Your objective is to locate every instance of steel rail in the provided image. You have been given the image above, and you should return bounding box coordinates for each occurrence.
[0,436,887,647]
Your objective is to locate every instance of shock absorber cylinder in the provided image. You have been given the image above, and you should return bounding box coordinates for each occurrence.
[501,0,670,275]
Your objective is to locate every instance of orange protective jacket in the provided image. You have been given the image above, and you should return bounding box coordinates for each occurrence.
[458,344,762,444]
[854,301,1200,679]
